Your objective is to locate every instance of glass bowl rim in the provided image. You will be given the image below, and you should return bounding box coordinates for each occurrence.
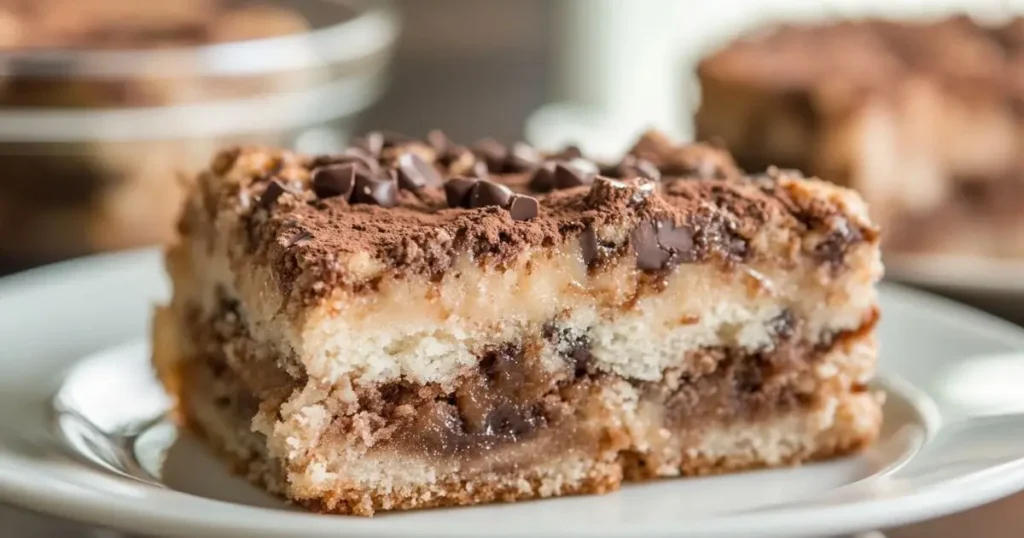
[0,0,399,78]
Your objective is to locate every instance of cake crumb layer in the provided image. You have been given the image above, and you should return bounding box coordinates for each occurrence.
[155,129,884,515]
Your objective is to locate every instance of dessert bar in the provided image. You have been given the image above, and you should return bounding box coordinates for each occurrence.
[697,16,1024,257]
[153,130,883,515]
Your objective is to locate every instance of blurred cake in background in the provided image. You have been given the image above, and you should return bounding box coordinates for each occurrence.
[696,16,1024,259]
[0,0,396,268]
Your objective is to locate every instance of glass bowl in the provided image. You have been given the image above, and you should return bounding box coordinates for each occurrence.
[0,0,399,267]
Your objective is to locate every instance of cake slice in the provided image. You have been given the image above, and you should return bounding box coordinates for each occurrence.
[153,130,883,516]
[696,16,1024,258]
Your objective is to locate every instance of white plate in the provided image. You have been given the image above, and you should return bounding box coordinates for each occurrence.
[2,249,1024,538]
[885,253,1024,295]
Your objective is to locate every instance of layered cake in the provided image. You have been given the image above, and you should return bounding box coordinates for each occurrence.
[153,130,883,515]
[697,16,1024,258]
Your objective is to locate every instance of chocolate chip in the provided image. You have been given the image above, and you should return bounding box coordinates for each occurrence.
[579,226,600,266]
[485,404,545,438]
[553,162,594,189]
[258,179,288,209]
[396,153,442,191]
[631,219,699,271]
[553,144,583,160]
[471,138,508,173]
[606,155,661,181]
[507,195,539,221]
[507,142,542,172]
[444,177,478,208]
[351,131,384,156]
[469,180,513,209]
[656,221,696,262]
[631,220,671,270]
[351,173,398,207]
[528,162,556,192]
[311,148,379,173]
[312,164,356,200]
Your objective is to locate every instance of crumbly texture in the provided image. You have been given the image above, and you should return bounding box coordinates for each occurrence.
[154,130,883,516]
[697,16,1024,258]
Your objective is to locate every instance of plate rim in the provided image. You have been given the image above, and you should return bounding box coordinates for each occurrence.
[2,248,1024,537]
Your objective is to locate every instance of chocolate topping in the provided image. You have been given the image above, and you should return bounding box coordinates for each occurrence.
[527,163,557,193]
[579,226,600,266]
[507,195,539,221]
[471,138,508,173]
[196,130,876,301]
[312,164,356,200]
[396,153,442,191]
[630,219,698,271]
[468,180,513,209]
[553,162,595,189]
[444,177,478,208]
[311,148,379,175]
[507,142,542,172]
[604,154,662,182]
[351,173,399,207]
[553,144,583,160]
[631,221,671,271]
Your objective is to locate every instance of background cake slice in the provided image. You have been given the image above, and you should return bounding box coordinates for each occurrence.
[153,130,883,516]
[696,16,1024,258]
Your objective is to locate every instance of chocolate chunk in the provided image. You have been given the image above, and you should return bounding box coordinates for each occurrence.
[471,138,508,173]
[444,177,478,208]
[312,148,379,173]
[528,162,556,192]
[258,179,288,209]
[553,162,594,189]
[507,194,539,221]
[506,142,541,172]
[396,153,442,191]
[553,144,583,160]
[579,226,600,266]
[631,219,699,271]
[351,131,384,156]
[485,404,545,438]
[351,173,398,207]
[606,154,661,181]
[631,220,671,270]
[814,223,861,264]
[312,164,356,200]
[469,180,513,209]
[656,220,696,262]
